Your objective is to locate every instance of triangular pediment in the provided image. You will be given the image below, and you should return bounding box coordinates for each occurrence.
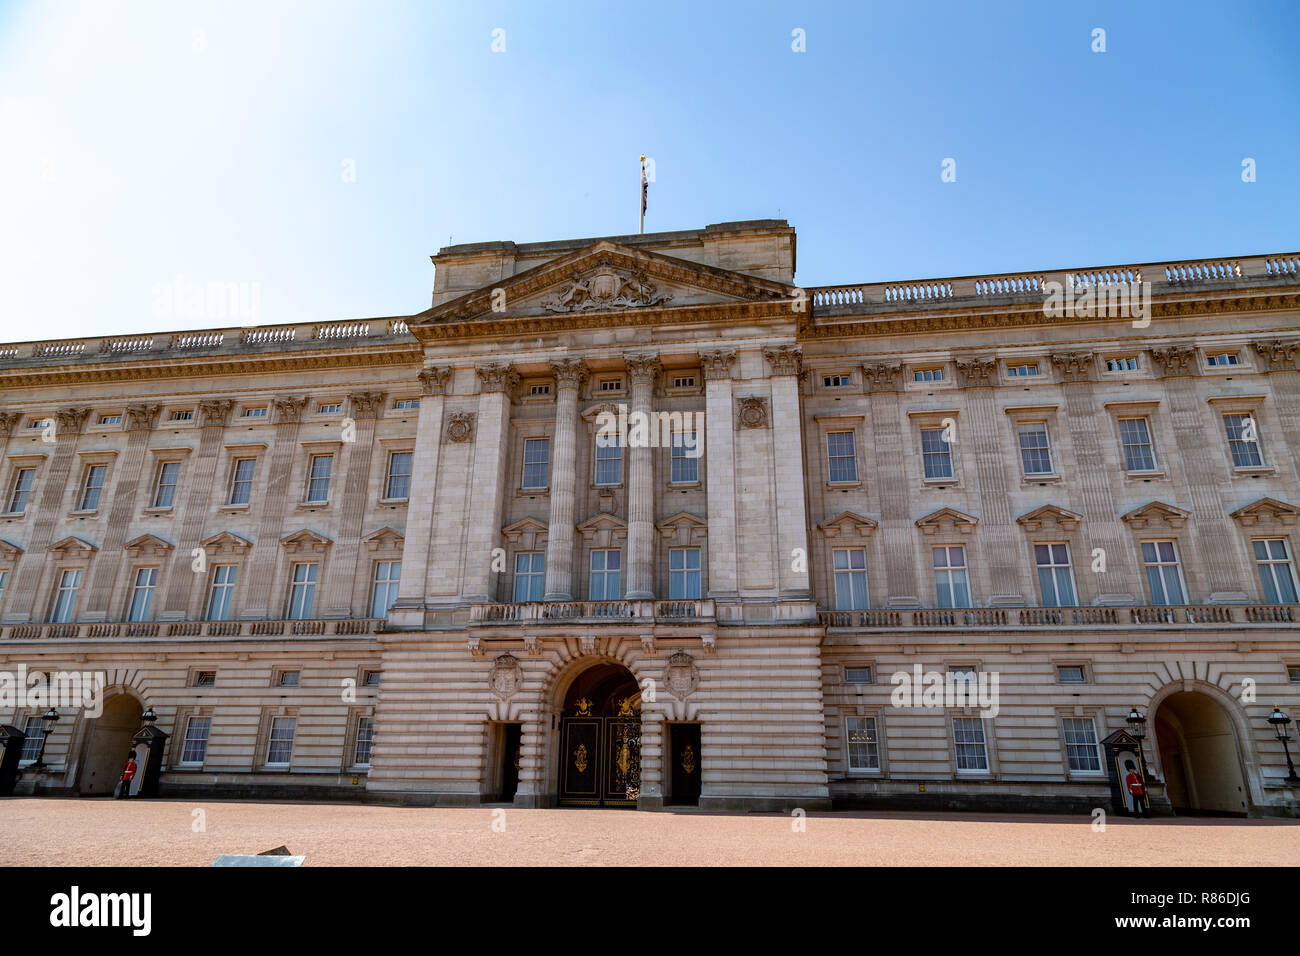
[1121,501,1190,528]
[1230,497,1300,526]
[48,535,97,555]
[279,528,332,552]
[915,508,978,534]
[200,530,253,554]
[817,511,878,537]
[577,513,628,533]
[0,537,22,559]
[124,533,174,555]
[1015,504,1083,531]
[413,241,796,334]
[362,525,405,551]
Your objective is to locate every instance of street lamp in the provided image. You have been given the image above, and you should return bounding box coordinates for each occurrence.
[1267,705,1300,784]
[32,707,60,770]
[141,706,158,726]
[1126,704,1149,765]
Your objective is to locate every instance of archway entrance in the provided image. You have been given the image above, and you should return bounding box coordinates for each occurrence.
[78,693,142,796]
[557,663,641,807]
[1153,691,1250,816]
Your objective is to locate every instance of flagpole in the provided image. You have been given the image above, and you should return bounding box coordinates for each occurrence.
[639,154,645,234]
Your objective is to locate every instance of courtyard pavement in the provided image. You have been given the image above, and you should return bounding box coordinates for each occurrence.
[1,798,1297,866]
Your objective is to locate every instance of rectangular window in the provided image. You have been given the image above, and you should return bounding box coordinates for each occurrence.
[393,399,420,410]
[920,427,954,479]
[529,384,551,396]
[826,431,858,483]
[126,567,159,622]
[844,666,873,684]
[317,403,341,414]
[364,670,381,687]
[1062,717,1102,772]
[287,562,318,620]
[169,409,194,421]
[589,550,622,601]
[822,374,851,387]
[669,548,702,600]
[7,468,35,513]
[672,376,696,388]
[370,561,401,618]
[833,548,868,610]
[599,379,623,392]
[228,458,256,505]
[385,451,412,500]
[1207,352,1240,367]
[98,415,121,425]
[28,418,50,430]
[78,464,106,511]
[1106,356,1138,372]
[1118,418,1157,472]
[242,406,268,418]
[1289,665,1300,683]
[670,432,699,483]
[1253,539,1299,604]
[206,565,237,621]
[845,716,880,771]
[914,368,943,383]
[595,434,622,486]
[192,671,216,687]
[1141,540,1186,605]
[266,717,296,765]
[522,438,550,490]
[952,717,989,772]
[21,716,45,762]
[305,454,333,503]
[933,546,970,608]
[152,461,181,508]
[1035,543,1077,607]
[50,569,82,623]
[512,552,545,603]
[354,716,375,765]
[277,670,300,687]
[1017,423,1053,475]
[1057,665,1087,684]
[180,717,211,765]
[1007,364,1039,377]
[1223,413,1263,468]
[0,569,7,612]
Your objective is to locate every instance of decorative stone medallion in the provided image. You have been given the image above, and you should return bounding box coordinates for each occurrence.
[665,651,699,700]
[736,396,769,429]
[489,653,522,699]
[446,411,475,442]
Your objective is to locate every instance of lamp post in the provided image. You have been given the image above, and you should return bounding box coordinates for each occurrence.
[32,707,60,771]
[1126,704,1149,767]
[141,706,158,726]
[1267,705,1300,784]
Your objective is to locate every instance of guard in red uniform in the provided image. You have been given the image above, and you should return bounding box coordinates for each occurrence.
[117,750,138,799]
[1124,760,1147,818]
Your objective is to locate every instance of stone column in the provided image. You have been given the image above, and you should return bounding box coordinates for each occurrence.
[84,403,160,620]
[544,359,587,601]
[462,363,517,604]
[160,399,231,619]
[959,357,1020,606]
[320,391,386,617]
[863,364,919,606]
[763,346,811,597]
[390,367,451,625]
[7,406,89,621]
[699,350,738,598]
[624,353,661,600]
[242,395,308,618]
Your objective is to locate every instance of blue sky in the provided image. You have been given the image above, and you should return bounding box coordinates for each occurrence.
[0,0,1296,339]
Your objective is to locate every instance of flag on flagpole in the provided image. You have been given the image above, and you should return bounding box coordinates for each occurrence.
[640,154,648,231]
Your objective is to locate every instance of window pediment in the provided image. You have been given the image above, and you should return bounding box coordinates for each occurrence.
[280,528,332,554]
[1121,500,1190,529]
[915,508,978,535]
[0,537,24,559]
[817,511,878,538]
[655,511,706,547]
[48,535,98,558]
[362,525,405,552]
[1229,496,1300,528]
[124,533,175,557]
[1015,504,1082,532]
[503,516,549,551]
[200,531,253,555]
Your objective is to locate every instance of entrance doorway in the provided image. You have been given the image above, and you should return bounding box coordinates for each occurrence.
[557,663,641,807]
[667,723,701,806]
[78,693,142,796]
[1153,691,1249,816]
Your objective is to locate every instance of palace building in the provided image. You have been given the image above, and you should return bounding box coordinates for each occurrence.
[2,219,1299,815]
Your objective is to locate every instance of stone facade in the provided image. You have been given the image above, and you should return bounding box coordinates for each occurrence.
[1,222,1299,815]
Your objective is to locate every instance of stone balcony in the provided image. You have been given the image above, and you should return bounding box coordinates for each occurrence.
[469,599,715,626]
[0,618,387,640]
[818,603,1298,631]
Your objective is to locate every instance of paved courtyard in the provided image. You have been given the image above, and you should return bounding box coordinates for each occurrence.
[2,798,1299,866]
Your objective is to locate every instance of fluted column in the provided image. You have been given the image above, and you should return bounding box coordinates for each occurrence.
[763,346,811,597]
[462,363,518,603]
[700,350,738,598]
[544,359,587,601]
[391,367,451,623]
[624,353,661,599]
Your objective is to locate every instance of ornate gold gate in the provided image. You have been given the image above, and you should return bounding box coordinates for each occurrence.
[558,665,642,807]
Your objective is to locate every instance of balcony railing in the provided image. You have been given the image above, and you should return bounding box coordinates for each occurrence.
[469,599,714,625]
[818,604,1298,630]
[0,619,386,640]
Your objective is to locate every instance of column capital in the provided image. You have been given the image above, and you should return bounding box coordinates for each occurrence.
[954,358,998,388]
[698,349,737,381]
[418,366,453,395]
[762,345,803,377]
[476,363,519,394]
[197,399,234,428]
[1252,339,1300,371]
[1148,346,1199,378]
[273,395,309,423]
[55,406,91,434]
[1049,351,1096,384]
[623,353,662,386]
[0,411,18,440]
[349,391,388,419]
[549,358,589,391]
[862,363,903,392]
[124,403,161,431]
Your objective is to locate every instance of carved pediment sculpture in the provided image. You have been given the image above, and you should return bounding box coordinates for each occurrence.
[540,266,673,313]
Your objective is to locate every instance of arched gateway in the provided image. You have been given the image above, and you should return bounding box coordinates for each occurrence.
[76,691,142,796]
[1152,689,1252,816]
[555,662,642,807]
